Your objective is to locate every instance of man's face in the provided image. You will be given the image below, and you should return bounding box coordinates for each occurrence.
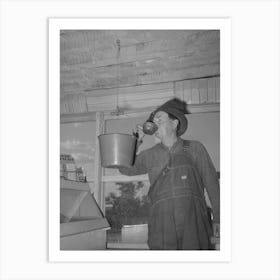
[153,111,178,141]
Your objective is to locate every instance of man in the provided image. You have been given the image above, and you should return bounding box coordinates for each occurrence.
[119,98,220,250]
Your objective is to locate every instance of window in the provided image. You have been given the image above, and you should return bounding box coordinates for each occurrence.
[104,181,150,246]
[60,122,96,195]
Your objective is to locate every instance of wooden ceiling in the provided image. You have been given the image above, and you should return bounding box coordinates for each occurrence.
[60,30,220,118]
[60,30,219,96]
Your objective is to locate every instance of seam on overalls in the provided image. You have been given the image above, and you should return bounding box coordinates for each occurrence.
[151,193,204,208]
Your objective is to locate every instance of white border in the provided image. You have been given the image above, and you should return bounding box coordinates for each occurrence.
[49,18,231,262]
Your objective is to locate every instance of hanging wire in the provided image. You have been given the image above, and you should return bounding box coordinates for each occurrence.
[111,39,124,116]
[116,39,121,112]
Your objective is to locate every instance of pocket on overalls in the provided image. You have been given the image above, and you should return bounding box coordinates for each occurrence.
[174,165,190,189]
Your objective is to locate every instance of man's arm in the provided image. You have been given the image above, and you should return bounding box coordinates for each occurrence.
[192,141,220,223]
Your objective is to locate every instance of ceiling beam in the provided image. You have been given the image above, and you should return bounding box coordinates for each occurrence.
[60,103,220,124]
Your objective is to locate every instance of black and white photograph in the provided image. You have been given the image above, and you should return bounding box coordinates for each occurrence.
[56,20,228,256]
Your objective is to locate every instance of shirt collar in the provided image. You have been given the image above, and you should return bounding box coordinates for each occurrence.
[159,137,183,153]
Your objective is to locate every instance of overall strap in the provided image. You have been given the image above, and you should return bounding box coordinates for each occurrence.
[182,139,191,150]
[182,139,206,200]
[147,160,170,204]
[182,139,196,162]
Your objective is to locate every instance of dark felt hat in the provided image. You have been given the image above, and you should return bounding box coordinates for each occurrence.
[149,98,188,136]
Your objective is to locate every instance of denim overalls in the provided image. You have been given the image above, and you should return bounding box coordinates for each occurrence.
[119,138,219,250]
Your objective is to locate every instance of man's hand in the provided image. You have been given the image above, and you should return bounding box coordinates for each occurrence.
[213,222,220,237]
[135,124,145,143]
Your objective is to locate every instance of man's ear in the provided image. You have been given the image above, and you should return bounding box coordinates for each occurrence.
[172,119,179,130]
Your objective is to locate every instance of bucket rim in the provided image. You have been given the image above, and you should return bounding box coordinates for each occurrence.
[98,133,137,138]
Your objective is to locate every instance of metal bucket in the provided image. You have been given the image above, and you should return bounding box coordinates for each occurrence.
[98,133,137,168]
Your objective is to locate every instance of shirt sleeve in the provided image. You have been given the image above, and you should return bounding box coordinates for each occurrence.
[192,141,220,223]
[118,150,148,176]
